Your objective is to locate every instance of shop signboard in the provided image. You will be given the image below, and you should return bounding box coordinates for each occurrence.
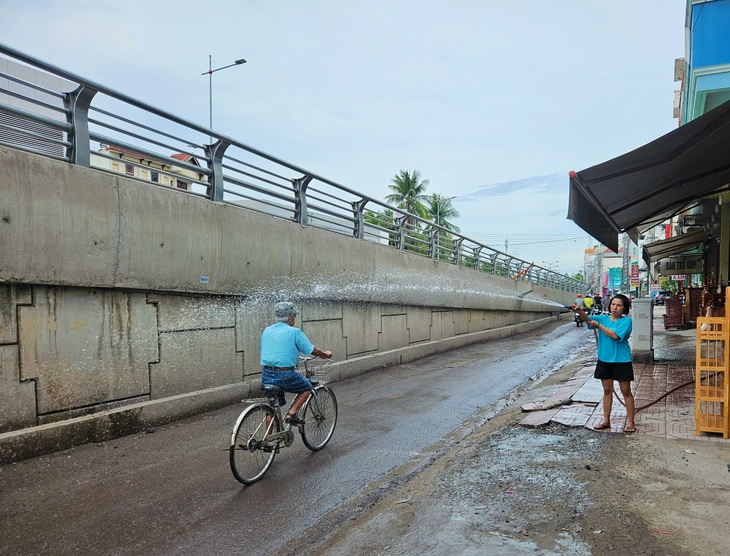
[609,267,622,289]
[659,255,702,275]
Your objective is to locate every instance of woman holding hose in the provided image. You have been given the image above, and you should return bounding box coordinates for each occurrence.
[571,294,636,433]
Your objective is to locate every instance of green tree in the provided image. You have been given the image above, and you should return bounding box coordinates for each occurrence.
[660,277,676,294]
[425,194,461,261]
[480,261,508,277]
[385,170,430,231]
[462,254,476,268]
[494,262,508,277]
[364,208,397,246]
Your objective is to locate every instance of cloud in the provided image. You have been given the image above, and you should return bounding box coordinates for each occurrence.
[0,0,685,275]
[462,173,565,199]
[455,173,589,273]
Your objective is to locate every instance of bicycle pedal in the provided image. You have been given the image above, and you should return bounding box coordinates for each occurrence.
[285,415,306,426]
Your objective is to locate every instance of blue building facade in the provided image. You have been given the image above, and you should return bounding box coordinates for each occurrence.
[679,0,730,122]
[569,0,730,305]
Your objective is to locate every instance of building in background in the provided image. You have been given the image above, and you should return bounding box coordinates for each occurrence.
[0,56,205,194]
[569,0,730,327]
[659,0,730,299]
[678,0,730,125]
[583,245,622,296]
[603,0,730,301]
[91,145,204,191]
[621,0,730,300]
[650,0,729,309]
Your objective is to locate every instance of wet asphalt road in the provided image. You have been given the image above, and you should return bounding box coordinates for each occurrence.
[0,319,584,556]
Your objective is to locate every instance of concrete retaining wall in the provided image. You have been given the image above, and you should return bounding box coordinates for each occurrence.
[0,147,574,461]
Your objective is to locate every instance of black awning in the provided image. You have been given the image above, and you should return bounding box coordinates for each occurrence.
[642,229,706,266]
[568,100,730,251]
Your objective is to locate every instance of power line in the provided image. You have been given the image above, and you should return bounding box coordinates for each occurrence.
[510,237,589,246]
[463,232,588,239]
[462,233,591,246]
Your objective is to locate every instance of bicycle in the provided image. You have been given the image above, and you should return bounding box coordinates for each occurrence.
[229,355,338,484]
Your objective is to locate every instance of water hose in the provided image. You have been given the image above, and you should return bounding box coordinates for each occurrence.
[612,378,695,413]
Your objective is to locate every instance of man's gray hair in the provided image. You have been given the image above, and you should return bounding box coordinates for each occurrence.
[275,301,298,321]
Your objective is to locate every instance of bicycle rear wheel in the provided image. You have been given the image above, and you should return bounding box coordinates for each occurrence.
[300,386,338,451]
[229,403,280,484]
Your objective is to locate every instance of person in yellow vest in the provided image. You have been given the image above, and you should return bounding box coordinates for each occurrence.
[584,295,594,312]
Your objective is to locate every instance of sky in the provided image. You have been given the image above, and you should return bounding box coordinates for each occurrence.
[0,0,687,275]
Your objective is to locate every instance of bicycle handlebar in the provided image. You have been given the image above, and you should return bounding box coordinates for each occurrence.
[299,354,334,361]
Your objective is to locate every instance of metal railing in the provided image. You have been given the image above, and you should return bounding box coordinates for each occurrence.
[0,43,589,293]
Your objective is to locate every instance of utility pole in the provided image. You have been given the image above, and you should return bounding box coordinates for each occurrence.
[621,233,630,293]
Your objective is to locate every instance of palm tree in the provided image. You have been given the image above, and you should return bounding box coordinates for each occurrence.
[385,170,430,231]
[426,194,460,260]
[426,194,460,232]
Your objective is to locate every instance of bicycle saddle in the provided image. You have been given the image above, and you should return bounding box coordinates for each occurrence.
[261,383,284,394]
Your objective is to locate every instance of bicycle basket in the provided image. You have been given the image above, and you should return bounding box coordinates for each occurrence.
[304,360,333,384]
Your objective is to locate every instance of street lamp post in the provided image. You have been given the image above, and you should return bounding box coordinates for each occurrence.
[202,55,246,142]
[542,260,559,288]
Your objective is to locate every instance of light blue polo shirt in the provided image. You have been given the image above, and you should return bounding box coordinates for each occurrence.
[593,314,632,363]
[260,322,314,368]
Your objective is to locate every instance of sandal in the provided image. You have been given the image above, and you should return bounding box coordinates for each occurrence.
[285,413,305,425]
[624,425,636,433]
[593,422,611,431]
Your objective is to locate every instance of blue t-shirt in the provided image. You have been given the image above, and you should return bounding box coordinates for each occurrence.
[260,322,314,368]
[592,314,632,363]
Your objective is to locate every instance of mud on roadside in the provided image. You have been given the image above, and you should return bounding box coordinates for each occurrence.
[276,360,730,556]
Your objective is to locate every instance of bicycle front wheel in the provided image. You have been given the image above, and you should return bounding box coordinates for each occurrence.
[300,386,338,451]
[229,403,280,484]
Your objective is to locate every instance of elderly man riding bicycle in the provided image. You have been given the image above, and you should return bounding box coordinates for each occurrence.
[260,302,332,425]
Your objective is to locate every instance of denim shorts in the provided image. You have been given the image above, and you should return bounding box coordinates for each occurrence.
[261,367,313,406]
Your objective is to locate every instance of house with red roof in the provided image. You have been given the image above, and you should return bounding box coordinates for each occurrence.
[91,145,205,192]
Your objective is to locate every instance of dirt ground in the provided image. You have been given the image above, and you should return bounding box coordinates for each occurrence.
[276,361,730,556]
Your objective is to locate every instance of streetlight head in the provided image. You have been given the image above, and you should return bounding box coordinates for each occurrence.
[235,59,247,65]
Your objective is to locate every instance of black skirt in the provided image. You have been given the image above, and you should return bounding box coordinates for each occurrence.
[594,360,634,382]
